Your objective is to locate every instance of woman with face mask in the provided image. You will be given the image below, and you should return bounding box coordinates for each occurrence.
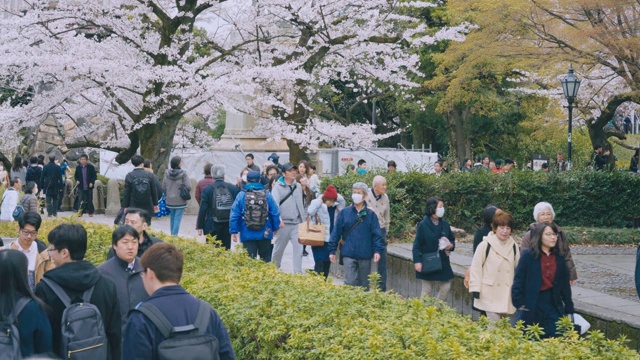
[307,185,346,279]
[411,196,455,301]
[520,202,577,285]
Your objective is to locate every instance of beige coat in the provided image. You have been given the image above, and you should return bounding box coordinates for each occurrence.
[9,239,55,284]
[469,233,520,314]
[365,189,390,232]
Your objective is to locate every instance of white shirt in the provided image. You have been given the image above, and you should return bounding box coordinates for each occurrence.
[5,240,38,271]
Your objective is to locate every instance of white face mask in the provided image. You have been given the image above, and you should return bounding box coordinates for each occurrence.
[436,207,445,218]
[351,193,364,204]
[241,175,247,183]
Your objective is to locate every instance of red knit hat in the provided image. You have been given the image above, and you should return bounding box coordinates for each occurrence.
[323,185,338,200]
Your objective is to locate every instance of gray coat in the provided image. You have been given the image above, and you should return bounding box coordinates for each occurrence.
[162,168,190,208]
[97,256,148,331]
[271,177,306,225]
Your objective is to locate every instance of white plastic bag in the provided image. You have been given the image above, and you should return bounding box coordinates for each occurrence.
[572,313,590,335]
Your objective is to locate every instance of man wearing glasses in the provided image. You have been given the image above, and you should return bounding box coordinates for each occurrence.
[4,211,54,290]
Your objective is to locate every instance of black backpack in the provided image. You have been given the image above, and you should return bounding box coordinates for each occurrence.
[0,297,31,360]
[131,176,151,205]
[135,300,220,360]
[244,189,268,230]
[41,278,107,360]
[211,184,233,222]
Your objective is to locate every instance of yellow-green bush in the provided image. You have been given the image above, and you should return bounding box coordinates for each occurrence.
[2,219,638,359]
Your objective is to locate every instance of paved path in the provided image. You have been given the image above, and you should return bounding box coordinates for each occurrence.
[81,213,342,283]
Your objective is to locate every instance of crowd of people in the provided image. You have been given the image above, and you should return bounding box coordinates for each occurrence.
[0,150,590,358]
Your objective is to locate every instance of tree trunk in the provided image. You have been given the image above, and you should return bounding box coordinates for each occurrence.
[138,110,182,179]
[447,108,470,163]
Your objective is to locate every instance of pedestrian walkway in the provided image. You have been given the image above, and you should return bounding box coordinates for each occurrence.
[83,214,338,280]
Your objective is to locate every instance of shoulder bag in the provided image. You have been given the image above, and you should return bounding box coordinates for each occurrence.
[298,214,326,247]
[179,173,191,201]
[420,228,444,274]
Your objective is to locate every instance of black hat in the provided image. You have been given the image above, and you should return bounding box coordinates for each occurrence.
[282,163,296,172]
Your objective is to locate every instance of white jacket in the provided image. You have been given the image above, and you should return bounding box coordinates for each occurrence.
[0,188,19,221]
[306,194,346,242]
[469,233,520,314]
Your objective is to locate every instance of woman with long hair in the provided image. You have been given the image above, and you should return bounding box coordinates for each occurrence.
[10,155,26,187]
[0,249,52,357]
[512,222,574,338]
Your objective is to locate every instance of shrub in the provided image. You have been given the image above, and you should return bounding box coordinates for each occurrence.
[2,219,637,359]
[323,170,640,237]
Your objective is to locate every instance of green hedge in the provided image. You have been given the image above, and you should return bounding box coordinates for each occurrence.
[324,170,640,237]
[2,219,638,359]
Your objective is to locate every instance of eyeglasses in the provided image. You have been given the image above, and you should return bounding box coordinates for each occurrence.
[543,233,558,237]
[47,247,58,253]
[20,230,38,237]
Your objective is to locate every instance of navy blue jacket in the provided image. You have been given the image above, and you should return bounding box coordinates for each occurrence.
[512,249,574,325]
[12,299,53,357]
[41,162,63,195]
[328,204,384,260]
[196,179,240,234]
[122,285,235,360]
[412,216,455,282]
[635,245,640,300]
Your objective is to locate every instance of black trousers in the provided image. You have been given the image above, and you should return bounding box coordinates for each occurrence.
[244,240,272,262]
[78,188,94,214]
[210,223,231,250]
[314,260,332,279]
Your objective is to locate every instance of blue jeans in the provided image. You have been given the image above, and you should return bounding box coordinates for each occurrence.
[169,208,185,236]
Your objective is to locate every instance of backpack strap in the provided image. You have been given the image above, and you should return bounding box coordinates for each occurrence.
[7,297,31,324]
[279,184,297,206]
[41,278,72,307]
[482,242,517,266]
[193,300,211,335]
[136,302,174,338]
[82,286,95,304]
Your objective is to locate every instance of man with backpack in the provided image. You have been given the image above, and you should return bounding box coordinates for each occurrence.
[123,242,235,360]
[196,164,240,250]
[229,170,280,261]
[271,163,306,273]
[123,155,159,224]
[35,223,121,360]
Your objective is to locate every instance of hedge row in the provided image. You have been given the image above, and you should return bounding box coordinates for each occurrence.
[324,170,640,237]
[2,219,637,359]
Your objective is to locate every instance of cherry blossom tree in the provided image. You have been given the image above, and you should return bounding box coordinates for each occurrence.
[0,0,468,173]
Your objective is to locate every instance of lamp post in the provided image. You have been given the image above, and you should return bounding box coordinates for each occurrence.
[561,65,581,170]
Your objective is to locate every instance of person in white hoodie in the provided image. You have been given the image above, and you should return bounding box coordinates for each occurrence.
[1,178,21,222]
[307,185,345,279]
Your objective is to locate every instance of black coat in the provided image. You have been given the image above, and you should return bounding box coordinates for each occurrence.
[98,256,148,331]
[34,261,121,360]
[511,249,574,325]
[26,165,43,189]
[412,216,455,282]
[41,162,63,195]
[122,168,159,215]
[74,163,97,187]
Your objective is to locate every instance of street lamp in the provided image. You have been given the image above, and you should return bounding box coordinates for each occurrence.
[561,64,581,170]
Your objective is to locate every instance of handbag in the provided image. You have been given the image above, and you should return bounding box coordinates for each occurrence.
[298,215,326,247]
[571,313,590,335]
[420,251,442,274]
[179,179,191,201]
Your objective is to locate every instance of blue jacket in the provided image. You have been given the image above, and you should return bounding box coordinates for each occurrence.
[412,216,456,282]
[636,245,640,300]
[229,182,280,241]
[512,249,574,325]
[14,299,53,357]
[122,285,235,360]
[328,204,384,260]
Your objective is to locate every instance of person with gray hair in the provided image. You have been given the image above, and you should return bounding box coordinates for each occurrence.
[328,182,385,289]
[197,164,239,250]
[365,175,391,291]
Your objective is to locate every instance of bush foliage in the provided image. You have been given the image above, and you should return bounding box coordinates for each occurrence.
[324,170,640,237]
[1,219,638,359]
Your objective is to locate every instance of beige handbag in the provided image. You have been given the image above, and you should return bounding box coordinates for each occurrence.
[298,215,326,246]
